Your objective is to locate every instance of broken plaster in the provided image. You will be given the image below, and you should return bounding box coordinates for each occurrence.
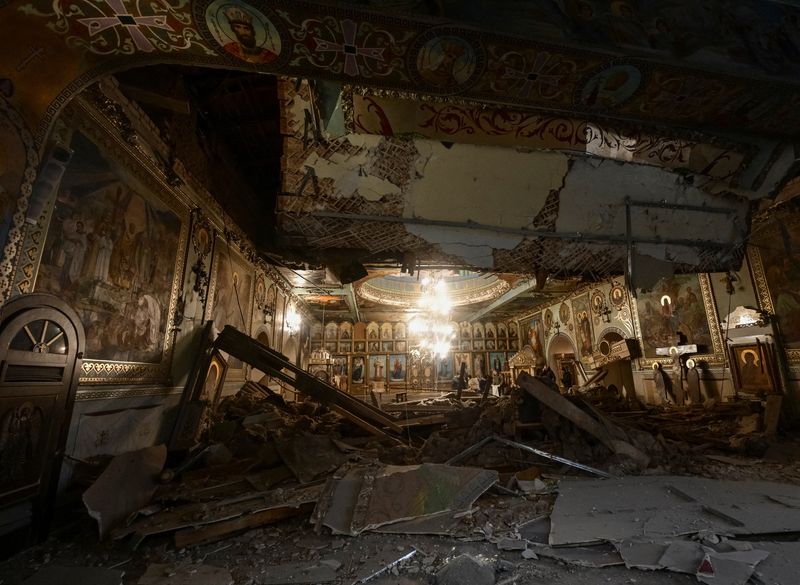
[301,135,401,201]
[404,142,570,267]
[555,158,749,265]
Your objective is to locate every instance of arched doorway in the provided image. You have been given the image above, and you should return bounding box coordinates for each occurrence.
[547,333,578,392]
[596,328,636,401]
[0,293,84,544]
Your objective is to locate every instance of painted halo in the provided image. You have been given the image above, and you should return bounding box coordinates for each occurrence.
[577,62,643,111]
[205,0,282,65]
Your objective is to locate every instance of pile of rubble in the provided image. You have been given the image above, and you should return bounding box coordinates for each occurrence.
[9,332,800,585]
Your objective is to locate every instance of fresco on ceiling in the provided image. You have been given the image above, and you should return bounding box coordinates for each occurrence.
[283,12,413,79]
[349,94,746,180]
[6,0,800,145]
[205,0,281,64]
[36,130,182,364]
[440,0,800,77]
[634,274,712,358]
[413,33,480,91]
[20,0,214,56]
[755,219,800,347]
[577,63,642,111]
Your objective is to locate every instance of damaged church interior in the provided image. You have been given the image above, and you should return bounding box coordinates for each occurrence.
[3,0,800,583]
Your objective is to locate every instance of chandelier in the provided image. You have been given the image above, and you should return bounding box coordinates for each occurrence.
[409,275,455,359]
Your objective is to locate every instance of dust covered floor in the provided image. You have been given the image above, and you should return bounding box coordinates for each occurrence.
[3,446,800,585]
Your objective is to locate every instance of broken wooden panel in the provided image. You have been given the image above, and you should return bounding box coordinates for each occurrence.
[114,484,323,547]
[314,463,497,536]
[516,372,649,467]
[174,502,315,548]
[82,445,167,539]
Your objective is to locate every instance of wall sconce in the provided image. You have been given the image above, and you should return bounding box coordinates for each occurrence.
[286,306,302,337]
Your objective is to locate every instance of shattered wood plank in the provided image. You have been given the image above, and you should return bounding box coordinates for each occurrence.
[516,372,649,467]
[329,404,398,442]
[115,484,323,544]
[174,502,315,548]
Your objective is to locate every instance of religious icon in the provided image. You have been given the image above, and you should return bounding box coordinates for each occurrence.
[351,356,365,384]
[732,345,774,392]
[559,302,571,324]
[610,282,626,308]
[416,35,477,89]
[206,0,281,65]
[578,63,642,110]
[389,354,406,382]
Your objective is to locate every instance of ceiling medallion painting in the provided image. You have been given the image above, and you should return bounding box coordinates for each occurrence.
[357,271,509,308]
[205,0,282,65]
[575,61,644,112]
[408,27,486,95]
[20,0,214,56]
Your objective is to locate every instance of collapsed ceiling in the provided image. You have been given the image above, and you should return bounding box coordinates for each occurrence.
[110,0,800,323]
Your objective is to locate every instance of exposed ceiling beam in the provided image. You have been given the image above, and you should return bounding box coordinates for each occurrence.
[467,278,539,322]
[345,283,361,322]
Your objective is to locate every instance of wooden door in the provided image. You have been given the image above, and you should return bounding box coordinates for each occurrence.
[0,293,84,541]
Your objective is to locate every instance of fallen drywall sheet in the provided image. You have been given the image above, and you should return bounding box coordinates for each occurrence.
[533,543,625,568]
[315,463,498,536]
[751,542,800,585]
[22,566,124,585]
[83,445,167,539]
[616,539,770,585]
[137,564,233,585]
[274,433,349,484]
[550,476,800,546]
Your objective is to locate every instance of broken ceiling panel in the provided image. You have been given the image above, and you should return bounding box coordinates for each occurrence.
[277,79,754,278]
[348,92,751,182]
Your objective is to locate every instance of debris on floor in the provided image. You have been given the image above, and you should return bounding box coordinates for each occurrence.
[6,352,800,585]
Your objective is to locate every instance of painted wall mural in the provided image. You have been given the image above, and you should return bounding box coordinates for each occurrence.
[633,274,714,358]
[572,293,594,362]
[207,237,254,371]
[36,130,183,369]
[0,95,38,305]
[750,216,800,353]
